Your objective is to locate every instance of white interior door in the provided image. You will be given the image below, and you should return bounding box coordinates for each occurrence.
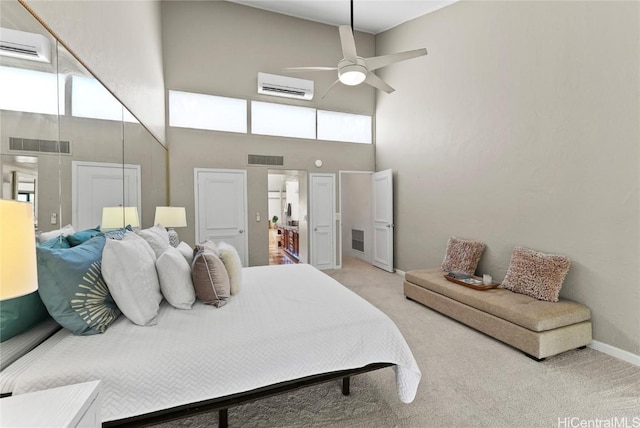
[194,168,248,266]
[72,161,141,231]
[372,169,394,272]
[309,173,335,270]
[297,172,308,264]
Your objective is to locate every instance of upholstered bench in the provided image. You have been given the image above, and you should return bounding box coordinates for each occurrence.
[404,268,592,360]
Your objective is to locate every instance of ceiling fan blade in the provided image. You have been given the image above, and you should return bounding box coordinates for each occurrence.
[320,79,341,99]
[364,48,428,71]
[338,25,358,61]
[364,73,395,94]
[283,66,337,72]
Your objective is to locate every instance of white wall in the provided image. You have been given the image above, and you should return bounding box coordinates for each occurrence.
[267,173,284,224]
[375,1,640,355]
[24,0,166,145]
[285,179,299,222]
[268,194,282,225]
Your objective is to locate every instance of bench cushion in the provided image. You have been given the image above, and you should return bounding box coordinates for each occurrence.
[405,269,590,332]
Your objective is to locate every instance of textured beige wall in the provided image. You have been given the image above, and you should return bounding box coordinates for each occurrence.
[23,0,166,145]
[163,1,376,266]
[161,1,375,116]
[375,1,640,355]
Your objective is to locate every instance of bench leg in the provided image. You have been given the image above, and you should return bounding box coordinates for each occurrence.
[219,408,228,428]
[525,353,546,362]
[342,377,350,396]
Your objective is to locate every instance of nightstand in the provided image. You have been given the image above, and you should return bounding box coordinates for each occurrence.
[0,380,100,427]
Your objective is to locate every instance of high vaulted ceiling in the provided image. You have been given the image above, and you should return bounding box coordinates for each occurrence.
[225,0,457,34]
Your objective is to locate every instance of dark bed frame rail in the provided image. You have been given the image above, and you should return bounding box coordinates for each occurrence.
[104,362,393,428]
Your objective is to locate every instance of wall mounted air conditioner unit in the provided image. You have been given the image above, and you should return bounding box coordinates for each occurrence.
[258,72,313,100]
[0,27,51,63]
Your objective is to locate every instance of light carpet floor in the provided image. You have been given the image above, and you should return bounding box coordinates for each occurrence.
[151,258,640,427]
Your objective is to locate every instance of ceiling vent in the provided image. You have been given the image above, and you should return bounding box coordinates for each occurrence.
[258,72,313,100]
[0,27,51,63]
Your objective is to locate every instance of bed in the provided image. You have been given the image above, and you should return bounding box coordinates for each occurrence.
[0,263,421,426]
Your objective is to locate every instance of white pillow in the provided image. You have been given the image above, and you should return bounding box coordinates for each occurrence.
[123,231,156,259]
[216,241,242,295]
[176,241,194,265]
[135,225,170,258]
[38,224,75,243]
[102,234,163,326]
[156,247,195,310]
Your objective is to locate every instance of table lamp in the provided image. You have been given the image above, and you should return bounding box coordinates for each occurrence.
[154,206,186,247]
[101,206,140,231]
[0,200,38,300]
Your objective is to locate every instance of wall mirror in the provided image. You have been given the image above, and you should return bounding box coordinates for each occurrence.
[0,0,167,235]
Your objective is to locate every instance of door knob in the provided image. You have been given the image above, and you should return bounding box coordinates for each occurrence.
[314,227,318,231]
[239,229,245,233]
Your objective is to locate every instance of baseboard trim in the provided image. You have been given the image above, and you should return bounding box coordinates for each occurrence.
[589,340,640,366]
[395,268,405,277]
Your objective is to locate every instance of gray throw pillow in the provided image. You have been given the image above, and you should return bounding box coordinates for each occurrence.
[191,246,230,308]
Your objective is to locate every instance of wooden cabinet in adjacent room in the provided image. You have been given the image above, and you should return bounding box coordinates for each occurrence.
[278,226,299,261]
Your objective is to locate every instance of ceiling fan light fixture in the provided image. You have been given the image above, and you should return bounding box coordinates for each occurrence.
[338,63,367,86]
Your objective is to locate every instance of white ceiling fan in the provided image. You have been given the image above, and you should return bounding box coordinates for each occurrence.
[283,0,428,98]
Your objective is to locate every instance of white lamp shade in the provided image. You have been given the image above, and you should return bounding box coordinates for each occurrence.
[0,200,38,300]
[101,206,140,230]
[154,207,187,228]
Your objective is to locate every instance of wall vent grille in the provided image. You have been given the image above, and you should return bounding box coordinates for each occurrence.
[352,229,364,252]
[9,137,71,154]
[261,86,306,97]
[248,154,284,166]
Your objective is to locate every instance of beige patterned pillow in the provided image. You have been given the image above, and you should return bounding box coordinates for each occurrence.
[216,242,242,295]
[501,246,571,302]
[191,246,230,308]
[441,237,486,275]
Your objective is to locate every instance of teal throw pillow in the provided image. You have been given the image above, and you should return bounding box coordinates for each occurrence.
[37,235,121,335]
[38,236,71,249]
[67,226,101,247]
[0,291,51,342]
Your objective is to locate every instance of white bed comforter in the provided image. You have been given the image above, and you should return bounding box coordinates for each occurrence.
[1,264,421,422]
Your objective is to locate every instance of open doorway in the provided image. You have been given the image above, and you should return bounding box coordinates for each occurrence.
[267,170,308,265]
[339,169,394,272]
[339,171,373,267]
